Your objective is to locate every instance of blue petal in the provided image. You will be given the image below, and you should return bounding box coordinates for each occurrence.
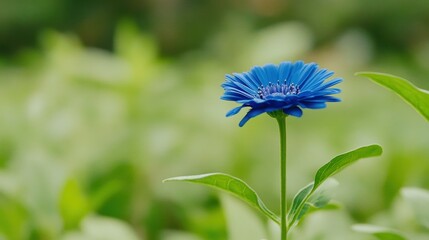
[296,62,318,88]
[239,108,267,127]
[226,105,244,117]
[278,61,292,83]
[222,87,255,99]
[221,61,342,124]
[314,78,343,91]
[299,102,327,109]
[304,95,341,102]
[250,64,278,86]
[300,69,334,90]
[283,107,303,117]
[289,61,305,85]
[233,72,260,90]
[226,76,257,96]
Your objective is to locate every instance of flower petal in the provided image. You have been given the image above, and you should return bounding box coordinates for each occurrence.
[251,64,278,86]
[226,105,244,117]
[283,107,303,117]
[239,108,267,127]
[221,61,342,126]
[299,102,327,109]
[278,61,293,83]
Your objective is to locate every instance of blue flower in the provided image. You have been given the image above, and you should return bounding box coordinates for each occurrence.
[221,61,342,126]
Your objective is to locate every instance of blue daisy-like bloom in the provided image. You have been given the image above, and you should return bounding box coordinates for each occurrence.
[221,61,342,127]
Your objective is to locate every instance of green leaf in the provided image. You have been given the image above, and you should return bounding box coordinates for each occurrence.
[314,145,382,189]
[356,72,429,122]
[59,179,90,230]
[288,183,313,222]
[287,179,338,229]
[163,173,280,224]
[0,194,28,240]
[307,179,338,208]
[288,145,382,228]
[401,187,429,229]
[89,180,123,210]
[353,224,407,240]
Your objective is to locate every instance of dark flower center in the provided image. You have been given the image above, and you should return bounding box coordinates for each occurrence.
[256,80,300,99]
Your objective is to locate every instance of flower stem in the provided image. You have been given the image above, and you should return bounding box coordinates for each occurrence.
[276,116,287,240]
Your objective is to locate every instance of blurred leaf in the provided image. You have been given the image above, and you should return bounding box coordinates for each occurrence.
[0,194,27,240]
[287,179,338,229]
[221,193,267,240]
[352,224,407,240]
[314,145,382,189]
[59,179,90,230]
[89,180,123,211]
[61,215,139,240]
[356,72,429,122]
[401,187,429,229]
[114,20,159,82]
[164,173,280,224]
[0,140,13,169]
[288,145,382,228]
[90,162,135,220]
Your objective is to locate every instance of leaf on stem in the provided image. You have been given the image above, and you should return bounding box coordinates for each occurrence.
[287,178,338,228]
[314,145,382,189]
[288,145,382,228]
[163,173,280,224]
[356,72,429,122]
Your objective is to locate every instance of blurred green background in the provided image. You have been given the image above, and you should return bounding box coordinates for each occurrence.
[1,0,429,239]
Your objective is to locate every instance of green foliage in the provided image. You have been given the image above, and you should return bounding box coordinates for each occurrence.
[1,4,429,237]
[165,145,382,237]
[287,145,382,229]
[59,177,124,231]
[401,188,429,229]
[0,194,28,240]
[314,145,383,189]
[59,179,90,230]
[287,179,338,228]
[353,73,429,240]
[356,72,429,122]
[164,173,280,224]
[61,216,140,240]
[353,224,407,240]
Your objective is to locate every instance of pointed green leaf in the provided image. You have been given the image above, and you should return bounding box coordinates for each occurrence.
[356,72,429,122]
[314,145,382,189]
[288,145,382,229]
[163,173,280,224]
[401,187,429,229]
[353,224,407,240]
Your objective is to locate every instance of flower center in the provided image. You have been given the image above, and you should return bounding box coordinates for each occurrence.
[256,80,300,99]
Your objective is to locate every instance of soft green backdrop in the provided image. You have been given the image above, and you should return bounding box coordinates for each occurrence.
[1,1,429,239]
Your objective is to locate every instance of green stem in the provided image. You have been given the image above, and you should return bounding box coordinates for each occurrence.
[276,116,287,240]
